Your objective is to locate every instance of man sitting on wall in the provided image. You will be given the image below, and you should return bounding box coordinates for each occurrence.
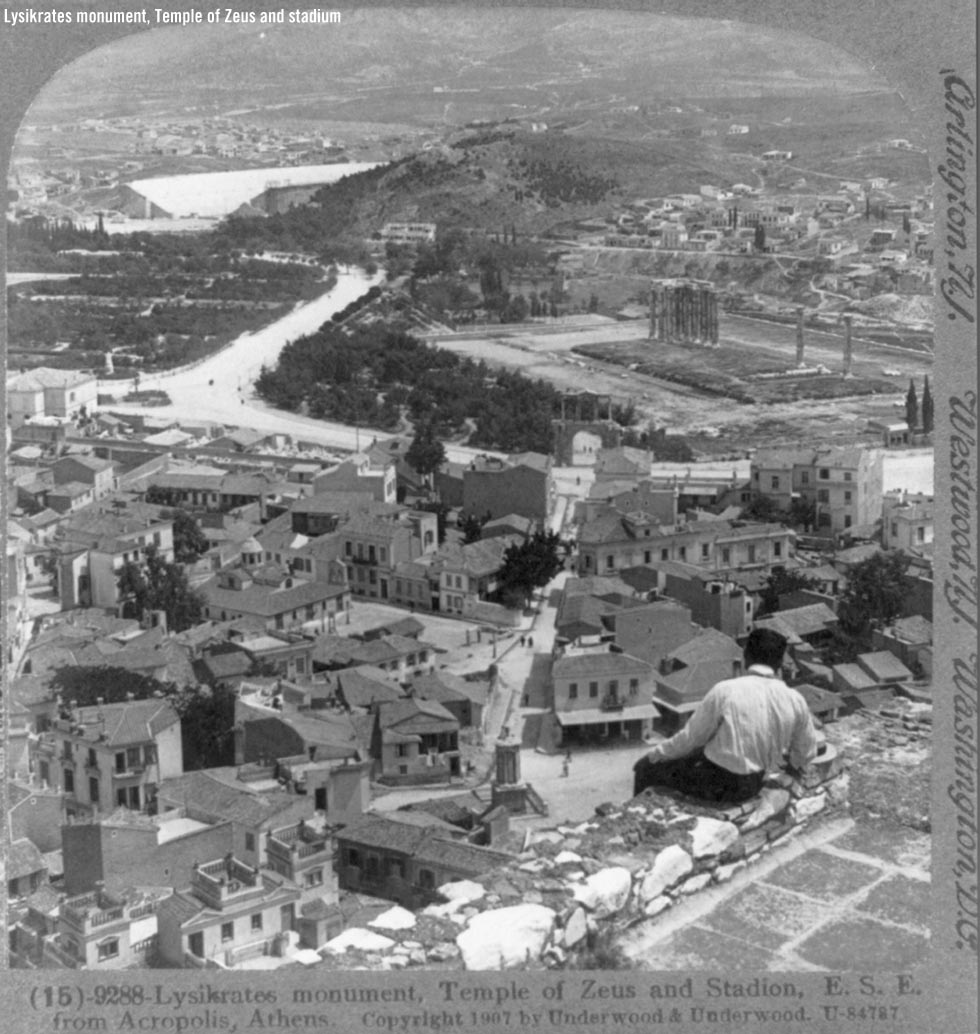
[633,628,818,804]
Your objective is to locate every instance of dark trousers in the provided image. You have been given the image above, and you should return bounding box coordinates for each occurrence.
[633,749,764,804]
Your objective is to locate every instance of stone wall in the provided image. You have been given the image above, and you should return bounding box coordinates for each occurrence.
[315,697,932,971]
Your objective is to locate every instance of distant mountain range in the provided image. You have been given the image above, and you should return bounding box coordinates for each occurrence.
[29,10,885,124]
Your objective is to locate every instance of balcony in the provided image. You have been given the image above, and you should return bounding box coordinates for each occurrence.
[60,892,129,933]
[192,857,265,910]
[267,823,332,867]
[600,696,625,712]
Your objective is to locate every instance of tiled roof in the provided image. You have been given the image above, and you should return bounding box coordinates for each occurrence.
[655,657,743,706]
[410,671,486,705]
[156,771,307,827]
[553,650,652,679]
[752,615,804,645]
[413,837,513,873]
[337,668,405,709]
[200,574,347,617]
[555,595,619,638]
[578,514,630,545]
[54,455,114,473]
[433,537,510,576]
[220,471,288,496]
[832,663,877,690]
[336,815,433,854]
[795,683,845,713]
[668,628,742,664]
[9,367,96,391]
[157,889,206,927]
[757,603,838,639]
[70,698,180,746]
[202,647,252,680]
[273,711,363,755]
[377,697,458,732]
[857,650,912,682]
[564,575,639,600]
[290,491,377,515]
[8,838,46,880]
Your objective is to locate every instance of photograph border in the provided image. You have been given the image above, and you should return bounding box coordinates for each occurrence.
[1,1,976,1031]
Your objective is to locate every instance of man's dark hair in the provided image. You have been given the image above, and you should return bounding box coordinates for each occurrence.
[743,628,788,670]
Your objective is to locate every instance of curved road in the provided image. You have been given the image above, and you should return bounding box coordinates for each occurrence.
[102,271,498,463]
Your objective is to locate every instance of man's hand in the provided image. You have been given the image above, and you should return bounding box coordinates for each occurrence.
[633,749,659,772]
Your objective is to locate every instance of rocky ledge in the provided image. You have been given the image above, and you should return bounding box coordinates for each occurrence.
[313,698,931,971]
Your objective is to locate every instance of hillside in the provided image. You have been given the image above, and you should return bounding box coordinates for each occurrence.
[211,127,760,250]
[26,10,886,126]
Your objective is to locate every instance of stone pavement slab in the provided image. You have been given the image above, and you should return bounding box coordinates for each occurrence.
[619,818,932,970]
[854,874,932,930]
[794,916,929,971]
[647,925,780,971]
[698,883,830,952]
[830,822,931,872]
[761,847,882,901]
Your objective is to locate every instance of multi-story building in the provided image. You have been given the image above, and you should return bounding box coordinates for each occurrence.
[53,503,176,611]
[55,887,169,969]
[651,628,746,733]
[7,367,99,428]
[434,537,512,616]
[156,855,301,968]
[380,222,437,245]
[143,468,289,519]
[339,509,438,602]
[50,455,116,501]
[462,452,553,524]
[287,490,380,537]
[334,815,512,909]
[881,491,934,552]
[199,564,351,632]
[372,698,461,784]
[550,649,659,747]
[312,453,397,504]
[264,820,337,905]
[751,446,884,535]
[577,513,794,578]
[31,698,183,819]
[655,562,755,639]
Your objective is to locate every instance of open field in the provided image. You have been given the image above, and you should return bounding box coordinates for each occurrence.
[429,312,932,453]
[573,312,925,404]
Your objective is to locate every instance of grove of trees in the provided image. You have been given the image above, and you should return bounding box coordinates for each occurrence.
[256,323,562,453]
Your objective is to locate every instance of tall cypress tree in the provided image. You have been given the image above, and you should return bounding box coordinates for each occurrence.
[921,376,934,434]
[905,379,919,430]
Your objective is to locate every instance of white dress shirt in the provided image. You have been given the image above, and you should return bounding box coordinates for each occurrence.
[647,664,819,775]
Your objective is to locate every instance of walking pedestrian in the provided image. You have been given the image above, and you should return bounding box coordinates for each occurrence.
[520,634,526,647]
[527,635,534,649]
[561,760,569,778]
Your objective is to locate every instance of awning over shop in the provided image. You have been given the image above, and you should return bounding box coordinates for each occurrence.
[555,703,659,726]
